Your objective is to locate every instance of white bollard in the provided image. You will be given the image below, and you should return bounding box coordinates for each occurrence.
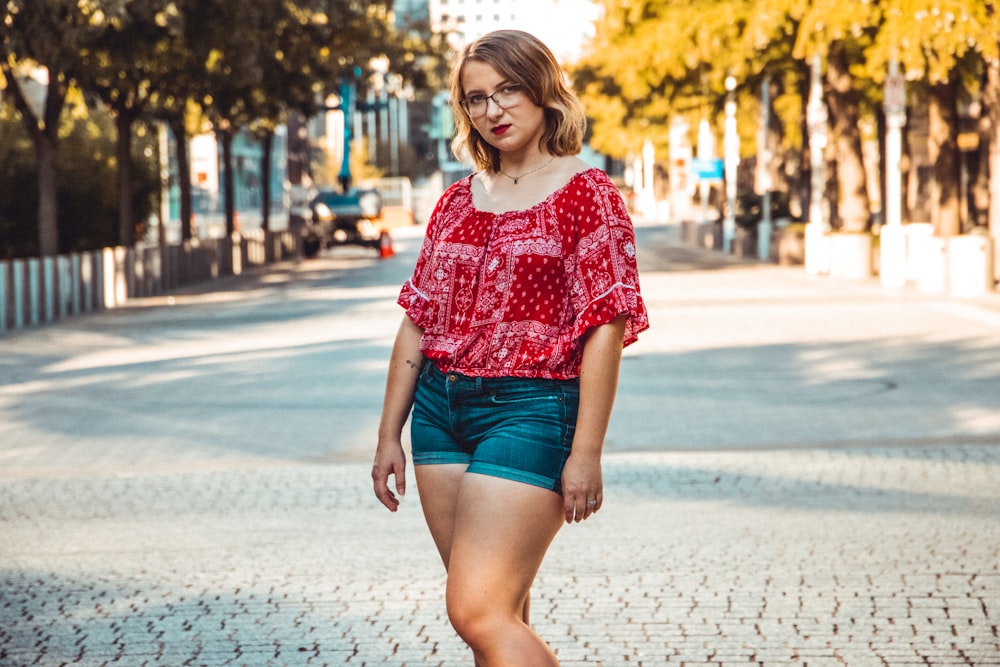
[948,235,995,297]
[27,258,40,326]
[0,260,7,333]
[879,225,907,288]
[804,223,829,275]
[12,259,25,329]
[43,257,56,323]
[82,251,96,312]
[71,253,82,315]
[57,255,72,319]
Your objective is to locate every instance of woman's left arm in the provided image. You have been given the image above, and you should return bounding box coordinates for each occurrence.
[561,313,628,524]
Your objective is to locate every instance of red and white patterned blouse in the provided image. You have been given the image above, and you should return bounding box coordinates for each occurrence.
[399,167,649,380]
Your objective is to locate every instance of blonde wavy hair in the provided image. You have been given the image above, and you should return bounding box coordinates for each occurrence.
[449,30,586,173]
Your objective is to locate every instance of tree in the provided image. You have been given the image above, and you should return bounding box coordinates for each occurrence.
[184,0,410,237]
[179,0,260,238]
[576,0,810,217]
[0,91,157,257]
[247,0,390,231]
[787,0,880,232]
[866,0,998,236]
[576,0,1000,240]
[1,0,444,256]
[73,0,186,246]
[0,0,82,256]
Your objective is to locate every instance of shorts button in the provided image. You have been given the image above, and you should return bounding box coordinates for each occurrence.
[447,373,458,382]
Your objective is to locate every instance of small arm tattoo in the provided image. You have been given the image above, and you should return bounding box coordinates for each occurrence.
[405,359,421,370]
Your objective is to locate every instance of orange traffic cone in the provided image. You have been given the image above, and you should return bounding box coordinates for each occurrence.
[378,229,395,258]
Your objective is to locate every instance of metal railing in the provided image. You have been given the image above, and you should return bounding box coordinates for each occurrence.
[0,228,300,336]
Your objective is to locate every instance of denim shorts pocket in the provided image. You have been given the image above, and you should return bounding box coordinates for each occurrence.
[488,383,577,406]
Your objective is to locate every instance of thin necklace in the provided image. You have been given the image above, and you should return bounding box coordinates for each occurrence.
[499,156,555,185]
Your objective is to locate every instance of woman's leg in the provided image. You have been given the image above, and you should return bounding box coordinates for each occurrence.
[416,465,539,666]
[415,463,468,566]
[445,472,566,666]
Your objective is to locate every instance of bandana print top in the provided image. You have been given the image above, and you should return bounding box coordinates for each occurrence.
[399,167,649,380]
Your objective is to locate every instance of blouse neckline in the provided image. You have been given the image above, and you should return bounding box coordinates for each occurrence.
[465,167,603,216]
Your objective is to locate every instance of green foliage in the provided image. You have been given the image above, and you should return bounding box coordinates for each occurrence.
[578,0,1000,158]
[0,109,37,258]
[0,0,447,254]
[0,98,158,258]
[866,0,998,84]
[575,0,1000,234]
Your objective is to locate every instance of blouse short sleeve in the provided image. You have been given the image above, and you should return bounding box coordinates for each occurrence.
[564,171,649,348]
[396,179,468,329]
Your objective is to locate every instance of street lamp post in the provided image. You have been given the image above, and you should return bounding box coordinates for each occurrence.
[723,76,738,254]
[337,79,354,191]
[757,75,772,261]
[386,73,405,176]
[805,56,829,275]
[880,59,907,288]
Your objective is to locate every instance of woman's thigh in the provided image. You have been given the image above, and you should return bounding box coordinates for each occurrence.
[414,463,468,568]
[446,472,565,612]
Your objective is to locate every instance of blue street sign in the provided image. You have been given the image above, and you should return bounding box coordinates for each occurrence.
[691,157,724,181]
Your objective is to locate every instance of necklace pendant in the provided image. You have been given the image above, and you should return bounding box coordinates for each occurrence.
[513,177,519,185]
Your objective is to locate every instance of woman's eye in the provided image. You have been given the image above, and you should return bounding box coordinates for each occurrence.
[467,95,486,105]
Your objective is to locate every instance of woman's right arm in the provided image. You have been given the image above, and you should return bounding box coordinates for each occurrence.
[372,315,425,512]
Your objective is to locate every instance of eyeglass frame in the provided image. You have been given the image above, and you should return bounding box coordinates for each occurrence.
[460,84,527,117]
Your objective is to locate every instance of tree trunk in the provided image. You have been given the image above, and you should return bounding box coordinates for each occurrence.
[928,80,961,237]
[260,130,273,232]
[825,46,870,233]
[220,128,236,237]
[36,132,60,256]
[901,108,913,223]
[115,111,136,247]
[983,62,1000,282]
[169,116,194,242]
[971,114,989,228]
[1,63,64,255]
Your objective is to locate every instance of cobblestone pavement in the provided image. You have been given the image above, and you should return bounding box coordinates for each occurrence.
[1,224,998,666]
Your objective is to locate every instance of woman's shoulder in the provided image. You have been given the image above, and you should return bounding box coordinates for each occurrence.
[428,174,475,219]
[442,173,475,200]
[554,165,622,203]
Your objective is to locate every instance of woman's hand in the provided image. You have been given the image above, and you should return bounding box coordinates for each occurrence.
[372,440,407,512]
[561,452,603,523]
[561,315,626,523]
[373,316,424,512]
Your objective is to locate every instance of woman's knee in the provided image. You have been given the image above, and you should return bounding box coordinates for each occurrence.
[446,585,504,647]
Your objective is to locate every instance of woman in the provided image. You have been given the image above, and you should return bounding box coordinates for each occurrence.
[372,29,648,666]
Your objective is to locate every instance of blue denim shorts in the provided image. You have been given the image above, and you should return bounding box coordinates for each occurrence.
[410,362,580,493]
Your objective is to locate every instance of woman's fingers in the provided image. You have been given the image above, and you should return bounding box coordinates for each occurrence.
[562,488,603,523]
[561,456,603,523]
[372,447,406,512]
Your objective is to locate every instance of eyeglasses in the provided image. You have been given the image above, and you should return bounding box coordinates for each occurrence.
[461,84,526,117]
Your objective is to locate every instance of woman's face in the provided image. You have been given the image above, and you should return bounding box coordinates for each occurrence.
[460,60,546,155]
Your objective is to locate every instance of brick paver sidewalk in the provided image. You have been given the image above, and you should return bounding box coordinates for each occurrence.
[1,223,998,666]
